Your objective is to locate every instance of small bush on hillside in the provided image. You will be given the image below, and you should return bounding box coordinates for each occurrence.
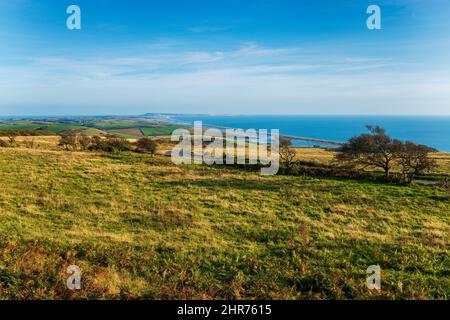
[0,139,9,147]
[78,135,92,151]
[7,134,16,146]
[107,138,132,152]
[136,137,158,155]
[89,136,132,152]
[59,134,78,150]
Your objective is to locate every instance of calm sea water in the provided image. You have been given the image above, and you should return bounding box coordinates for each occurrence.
[174,115,450,152]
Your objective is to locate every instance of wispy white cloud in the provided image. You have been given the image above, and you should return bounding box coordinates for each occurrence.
[1,42,449,115]
[4,43,396,80]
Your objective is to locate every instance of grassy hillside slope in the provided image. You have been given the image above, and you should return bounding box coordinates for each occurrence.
[0,144,448,299]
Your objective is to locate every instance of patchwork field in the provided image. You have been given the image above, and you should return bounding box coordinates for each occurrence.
[0,118,186,139]
[0,123,85,133]
[0,137,448,300]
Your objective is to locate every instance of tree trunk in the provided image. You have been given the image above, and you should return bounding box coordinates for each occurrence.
[384,166,389,178]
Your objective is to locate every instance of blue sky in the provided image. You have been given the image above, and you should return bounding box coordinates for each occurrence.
[0,0,449,115]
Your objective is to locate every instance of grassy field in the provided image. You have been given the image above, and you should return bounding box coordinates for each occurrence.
[140,125,185,136]
[0,139,449,299]
[109,130,143,139]
[87,119,159,130]
[0,123,85,133]
[0,119,185,139]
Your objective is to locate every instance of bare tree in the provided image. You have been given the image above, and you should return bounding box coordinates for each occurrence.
[279,138,296,169]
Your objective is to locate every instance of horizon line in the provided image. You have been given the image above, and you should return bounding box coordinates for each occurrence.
[2,113,450,118]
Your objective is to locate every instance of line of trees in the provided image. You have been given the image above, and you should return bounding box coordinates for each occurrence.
[278,125,438,184]
[59,134,158,155]
[335,126,437,184]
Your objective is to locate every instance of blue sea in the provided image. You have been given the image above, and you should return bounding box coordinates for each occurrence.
[173,115,450,152]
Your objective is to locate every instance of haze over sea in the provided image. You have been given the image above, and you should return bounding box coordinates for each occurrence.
[174,115,450,152]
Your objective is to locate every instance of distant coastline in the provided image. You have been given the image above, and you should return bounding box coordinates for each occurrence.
[1,114,449,151]
[167,115,450,152]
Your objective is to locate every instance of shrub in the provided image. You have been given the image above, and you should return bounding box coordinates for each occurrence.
[107,138,132,152]
[78,135,92,151]
[136,137,157,155]
[7,134,16,146]
[279,138,296,171]
[89,136,132,152]
[59,134,78,150]
[0,139,9,147]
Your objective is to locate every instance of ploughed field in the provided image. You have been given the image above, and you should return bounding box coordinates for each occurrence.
[0,139,449,299]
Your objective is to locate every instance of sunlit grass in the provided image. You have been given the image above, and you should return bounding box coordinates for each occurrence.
[0,139,448,299]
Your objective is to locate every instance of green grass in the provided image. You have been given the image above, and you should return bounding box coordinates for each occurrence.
[43,125,86,133]
[109,131,142,139]
[0,123,43,130]
[72,128,106,136]
[0,123,84,133]
[0,119,184,138]
[0,145,448,299]
[140,125,185,136]
[87,119,184,137]
[89,120,159,130]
